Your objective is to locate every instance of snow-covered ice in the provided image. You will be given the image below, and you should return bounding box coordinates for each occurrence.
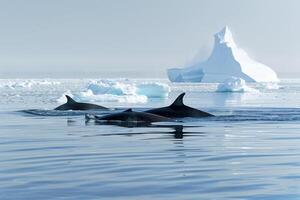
[0,79,60,89]
[136,82,170,98]
[58,80,170,104]
[168,26,279,83]
[216,77,258,93]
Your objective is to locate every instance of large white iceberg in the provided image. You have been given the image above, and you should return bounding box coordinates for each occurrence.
[168,26,279,83]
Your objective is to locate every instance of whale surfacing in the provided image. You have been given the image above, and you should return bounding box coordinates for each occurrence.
[54,95,108,111]
[146,93,213,118]
[86,108,173,124]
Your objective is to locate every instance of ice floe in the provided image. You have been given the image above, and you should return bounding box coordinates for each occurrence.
[57,80,170,104]
[216,77,258,93]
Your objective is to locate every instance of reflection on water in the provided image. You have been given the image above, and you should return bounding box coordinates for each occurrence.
[211,92,264,107]
[85,119,204,139]
[212,92,243,107]
[0,109,300,200]
[172,125,184,139]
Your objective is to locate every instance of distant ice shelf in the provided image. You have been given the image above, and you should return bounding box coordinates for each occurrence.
[167,26,279,83]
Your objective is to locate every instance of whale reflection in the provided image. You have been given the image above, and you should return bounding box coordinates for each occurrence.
[84,120,204,139]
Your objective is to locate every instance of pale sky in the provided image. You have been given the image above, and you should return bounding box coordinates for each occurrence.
[0,0,299,78]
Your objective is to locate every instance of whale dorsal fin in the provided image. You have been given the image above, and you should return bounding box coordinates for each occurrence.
[124,108,133,112]
[65,95,76,104]
[170,93,185,107]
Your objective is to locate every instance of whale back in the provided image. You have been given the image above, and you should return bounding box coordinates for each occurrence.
[145,92,213,118]
[170,93,185,107]
[96,109,171,123]
[65,95,76,104]
[54,95,107,110]
[123,108,133,112]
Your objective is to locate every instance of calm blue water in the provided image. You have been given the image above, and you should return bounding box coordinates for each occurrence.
[0,79,300,200]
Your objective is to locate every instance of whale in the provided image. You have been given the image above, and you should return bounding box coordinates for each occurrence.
[54,95,108,111]
[145,93,214,118]
[85,108,173,126]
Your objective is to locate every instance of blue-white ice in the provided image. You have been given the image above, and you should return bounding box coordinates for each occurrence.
[216,77,259,93]
[168,26,279,83]
[57,79,170,104]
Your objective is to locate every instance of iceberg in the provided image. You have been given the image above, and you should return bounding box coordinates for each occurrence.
[86,80,170,98]
[136,82,170,98]
[168,26,279,83]
[57,80,171,104]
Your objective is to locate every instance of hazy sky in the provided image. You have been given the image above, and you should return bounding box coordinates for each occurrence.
[0,0,299,78]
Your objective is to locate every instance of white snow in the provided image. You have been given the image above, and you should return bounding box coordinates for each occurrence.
[168,26,279,83]
[216,77,258,93]
[0,79,60,89]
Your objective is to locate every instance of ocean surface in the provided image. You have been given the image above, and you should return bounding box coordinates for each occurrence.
[0,78,300,200]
